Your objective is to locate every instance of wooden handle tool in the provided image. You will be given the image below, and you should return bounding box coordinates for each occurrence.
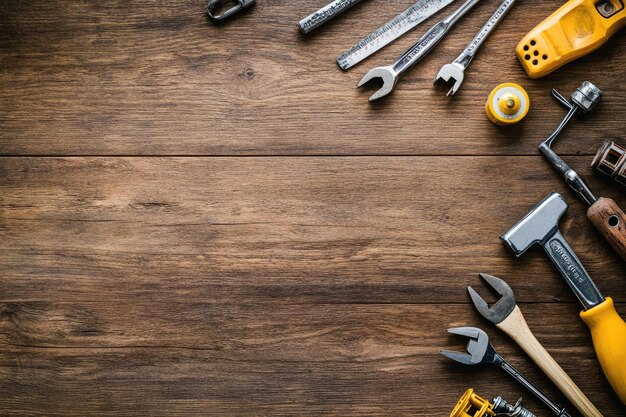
[498,306,603,417]
[587,197,626,260]
[469,274,603,417]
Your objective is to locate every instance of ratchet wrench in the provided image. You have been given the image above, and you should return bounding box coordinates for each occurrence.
[434,0,516,95]
[358,0,481,101]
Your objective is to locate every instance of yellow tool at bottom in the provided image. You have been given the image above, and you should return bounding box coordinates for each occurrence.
[580,297,626,403]
[517,0,626,78]
[451,389,495,417]
[451,389,535,417]
[485,83,529,125]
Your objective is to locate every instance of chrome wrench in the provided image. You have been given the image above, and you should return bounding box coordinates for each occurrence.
[357,0,481,101]
[442,327,574,417]
[434,0,516,95]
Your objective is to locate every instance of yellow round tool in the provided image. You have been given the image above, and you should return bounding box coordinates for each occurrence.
[485,83,529,125]
[451,389,495,417]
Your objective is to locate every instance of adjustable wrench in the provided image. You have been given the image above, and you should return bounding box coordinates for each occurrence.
[357,0,481,101]
[434,0,516,95]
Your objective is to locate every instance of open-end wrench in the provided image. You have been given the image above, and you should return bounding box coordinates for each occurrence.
[434,0,516,96]
[469,273,602,417]
[442,327,574,417]
[357,0,481,101]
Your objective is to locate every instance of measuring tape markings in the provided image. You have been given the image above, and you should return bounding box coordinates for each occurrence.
[337,0,456,70]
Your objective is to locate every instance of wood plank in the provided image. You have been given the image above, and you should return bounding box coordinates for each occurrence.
[1,302,625,416]
[1,156,624,304]
[1,0,625,155]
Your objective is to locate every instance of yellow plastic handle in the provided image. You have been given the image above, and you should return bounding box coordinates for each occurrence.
[516,0,626,78]
[580,297,626,404]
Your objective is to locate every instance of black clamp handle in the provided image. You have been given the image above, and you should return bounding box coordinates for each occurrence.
[205,0,255,22]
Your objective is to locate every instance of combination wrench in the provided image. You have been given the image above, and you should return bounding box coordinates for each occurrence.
[357,0,481,101]
[434,0,516,95]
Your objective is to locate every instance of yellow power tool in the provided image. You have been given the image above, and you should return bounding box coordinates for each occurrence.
[517,0,626,78]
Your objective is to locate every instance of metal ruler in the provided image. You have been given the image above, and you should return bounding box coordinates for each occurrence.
[337,0,457,70]
[299,0,368,34]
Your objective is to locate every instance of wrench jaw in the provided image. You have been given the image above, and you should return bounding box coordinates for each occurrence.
[468,273,516,325]
[441,327,489,365]
[433,63,465,96]
[357,66,397,102]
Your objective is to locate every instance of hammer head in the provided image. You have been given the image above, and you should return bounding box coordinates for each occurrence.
[501,192,568,257]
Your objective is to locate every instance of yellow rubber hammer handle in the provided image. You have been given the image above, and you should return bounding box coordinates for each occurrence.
[516,0,626,78]
[580,297,626,404]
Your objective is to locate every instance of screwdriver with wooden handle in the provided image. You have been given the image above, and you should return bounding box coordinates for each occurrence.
[539,81,626,261]
[517,0,626,78]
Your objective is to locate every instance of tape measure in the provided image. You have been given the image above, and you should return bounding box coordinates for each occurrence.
[485,83,529,125]
[516,0,626,78]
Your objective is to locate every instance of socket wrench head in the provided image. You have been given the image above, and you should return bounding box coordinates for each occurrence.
[571,81,602,113]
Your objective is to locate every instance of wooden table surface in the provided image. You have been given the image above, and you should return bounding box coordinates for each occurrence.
[2,1,626,415]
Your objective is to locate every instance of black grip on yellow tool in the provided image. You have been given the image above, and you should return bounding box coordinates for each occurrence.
[516,0,626,78]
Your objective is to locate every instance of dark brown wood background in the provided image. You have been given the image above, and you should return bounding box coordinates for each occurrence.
[1,1,626,415]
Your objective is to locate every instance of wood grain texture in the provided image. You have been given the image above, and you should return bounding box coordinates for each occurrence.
[2,0,626,416]
[1,0,626,155]
[1,156,626,415]
[1,302,624,416]
[1,156,625,304]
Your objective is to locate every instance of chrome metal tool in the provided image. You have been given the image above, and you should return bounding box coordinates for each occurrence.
[502,191,626,404]
[337,0,456,70]
[469,273,602,417]
[442,327,574,417]
[357,0,481,101]
[434,0,516,96]
[298,0,367,34]
[451,388,536,417]
[205,0,255,22]
[539,81,626,261]
[592,139,626,186]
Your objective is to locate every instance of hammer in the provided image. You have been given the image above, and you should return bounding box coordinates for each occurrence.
[502,192,626,404]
